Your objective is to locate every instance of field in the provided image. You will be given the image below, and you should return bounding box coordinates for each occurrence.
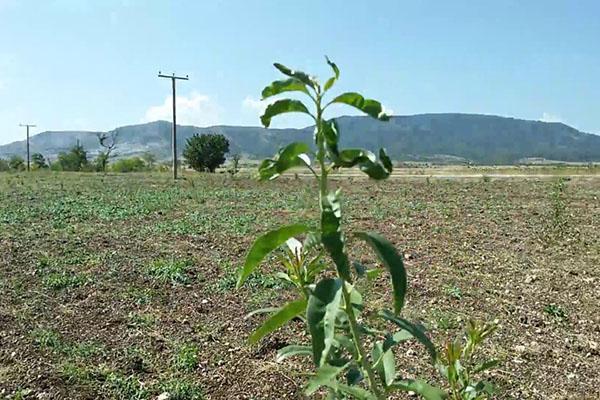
[1,169,599,399]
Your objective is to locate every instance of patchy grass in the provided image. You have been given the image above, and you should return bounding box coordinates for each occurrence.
[146,258,193,285]
[0,171,598,399]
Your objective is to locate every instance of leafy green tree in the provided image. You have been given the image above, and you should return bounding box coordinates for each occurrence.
[0,158,9,172]
[57,143,88,171]
[8,155,25,171]
[183,133,230,172]
[31,153,48,170]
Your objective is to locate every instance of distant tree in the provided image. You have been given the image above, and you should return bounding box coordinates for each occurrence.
[31,153,48,170]
[8,155,25,171]
[229,153,241,175]
[0,158,9,172]
[97,131,119,172]
[183,133,229,172]
[57,143,88,171]
[141,152,157,169]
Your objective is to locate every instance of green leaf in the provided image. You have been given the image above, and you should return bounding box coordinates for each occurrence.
[355,232,406,314]
[383,330,413,352]
[258,142,311,180]
[322,119,340,156]
[336,149,376,168]
[321,190,352,282]
[326,56,340,79]
[305,363,348,395]
[273,63,316,89]
[327,382,378,400]
[307,278,343,366]
[472,359,500,374]
[245,306,281,319]
[332,148,392,180]
[346,366,363,385]
[276,344,312,362]
[260,99,312,128]
[366,268,382,281]
[380,310,437,361]
[237,224,309,288]
[380,148,393,172]
[262,78,309,99]
[249,298,307,344]
[330,92,389,121]
[323,56,340,92]
[372,341,396,386]
[388,379,447,400]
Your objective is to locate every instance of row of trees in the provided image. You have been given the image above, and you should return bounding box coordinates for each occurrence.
[0,133,235,174]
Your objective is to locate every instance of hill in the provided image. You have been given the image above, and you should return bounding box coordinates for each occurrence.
[1,114,599,164]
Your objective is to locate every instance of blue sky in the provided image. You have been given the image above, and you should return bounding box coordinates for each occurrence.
[0,0,599,144]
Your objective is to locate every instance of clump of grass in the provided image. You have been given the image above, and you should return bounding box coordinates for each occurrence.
[127,312,156,328]
[65,342,105,358]
[123,287,156,305]
[146,258,192,285]
[173,343,200,372]
[159,379,204,400]
[103,372,149,400]
[30,328,62,349]
[60,362,92,383]
[43,271,87,290]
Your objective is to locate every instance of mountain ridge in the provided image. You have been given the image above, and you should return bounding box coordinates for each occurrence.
[1,114,599,164]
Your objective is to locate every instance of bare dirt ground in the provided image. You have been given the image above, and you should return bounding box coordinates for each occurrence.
[0,170,598,399]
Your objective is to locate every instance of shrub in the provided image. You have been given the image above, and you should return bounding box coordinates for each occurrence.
[0,158,10,171]
[110,157,147,173]
[9,155,26,171]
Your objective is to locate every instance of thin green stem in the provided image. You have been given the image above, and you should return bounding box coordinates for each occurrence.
[314,94,383,399]
[342,284,383,399]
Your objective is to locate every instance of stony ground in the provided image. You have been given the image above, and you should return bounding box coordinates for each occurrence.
[0,171,598,399]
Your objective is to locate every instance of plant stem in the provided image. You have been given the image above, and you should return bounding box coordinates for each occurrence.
[315,96,383,399]
[342,284,384,399]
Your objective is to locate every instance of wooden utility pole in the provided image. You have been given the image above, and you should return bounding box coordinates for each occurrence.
[158,72,189,180]
[19,123,36,171]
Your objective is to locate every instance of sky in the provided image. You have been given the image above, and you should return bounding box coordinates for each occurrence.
[0,0,599,145]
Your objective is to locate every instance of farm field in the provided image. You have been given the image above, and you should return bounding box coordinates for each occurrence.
[0,170,599,399]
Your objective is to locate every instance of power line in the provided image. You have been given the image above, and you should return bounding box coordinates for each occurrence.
[19,123,36,171]
[158,72,189,180]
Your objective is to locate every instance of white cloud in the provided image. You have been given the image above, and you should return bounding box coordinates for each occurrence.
[382,105,395,116]
[143,92,221,127]
[242,96,271,116]
[540,112,563,123]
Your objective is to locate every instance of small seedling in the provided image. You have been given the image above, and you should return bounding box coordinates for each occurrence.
[437,319,499,400]
[544,304,567,321]
[445,285,463,300]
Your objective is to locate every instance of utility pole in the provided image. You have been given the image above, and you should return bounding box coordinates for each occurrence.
[19,123,36,171]
[158,71,188,180]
